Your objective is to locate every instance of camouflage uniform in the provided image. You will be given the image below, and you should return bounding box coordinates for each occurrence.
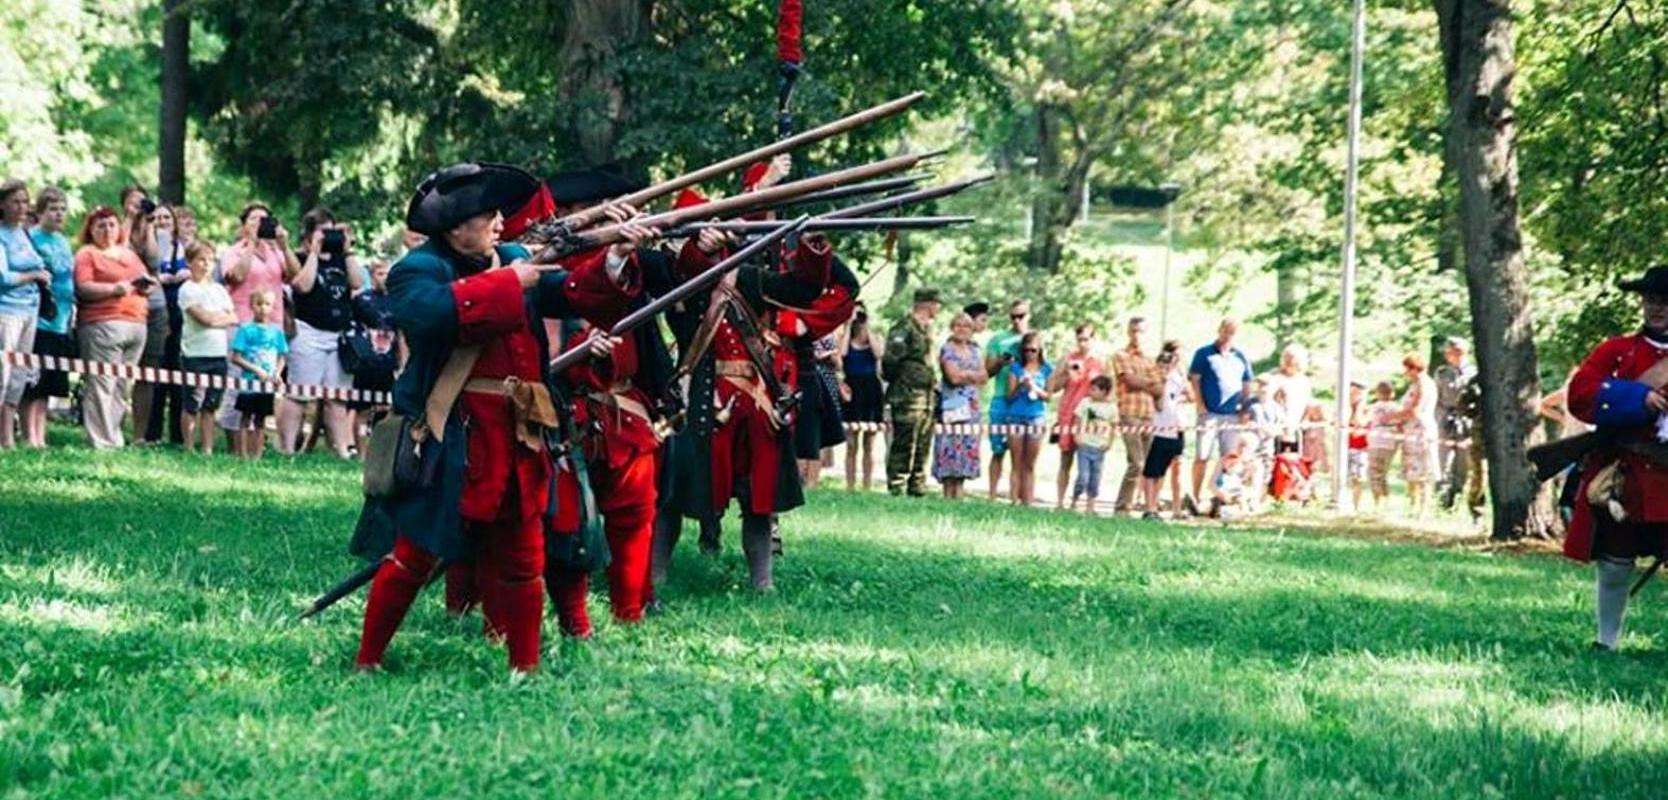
[1434,358,1478,509]
[883,299,938,496]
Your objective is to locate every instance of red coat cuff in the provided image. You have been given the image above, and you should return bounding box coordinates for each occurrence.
[676,239,723,281]
[451,267,527,344]
[561,248,641,328]
[799,284,856,340]
[787,238,833,287]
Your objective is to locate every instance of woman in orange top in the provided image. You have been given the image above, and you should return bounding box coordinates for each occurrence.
[74,206,152,449]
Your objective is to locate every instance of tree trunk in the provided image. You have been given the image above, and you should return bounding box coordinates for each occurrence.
[1436,0,1555,539]
[158,0,190,205]
[1026,104,1091,274]
[558,0,651,166]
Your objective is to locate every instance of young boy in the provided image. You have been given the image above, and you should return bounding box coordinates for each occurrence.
[229,289,288,459]
[1070,375,1119,514]
[1210,439,1251,519]
[1345,381,1370,509]
[1239,379,1283,512]
[176,242,237,454]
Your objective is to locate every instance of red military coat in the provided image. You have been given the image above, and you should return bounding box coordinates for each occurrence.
[1564,333,1668,561]
[449,248,634,524]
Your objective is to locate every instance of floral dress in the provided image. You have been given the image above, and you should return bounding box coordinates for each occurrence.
[933,339,982,480]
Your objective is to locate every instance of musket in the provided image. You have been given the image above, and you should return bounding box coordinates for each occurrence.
[298,556,447,620]
[545,92,926,235]
[667,215,974,237]
[819,173,995,220]
[528,151,939,263]
[768,173,931,213]
[547,216,812,376]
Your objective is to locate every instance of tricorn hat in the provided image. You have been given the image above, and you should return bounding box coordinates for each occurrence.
[546,165,643,207]
[1619,265,1668,295]
[405,162,542,237]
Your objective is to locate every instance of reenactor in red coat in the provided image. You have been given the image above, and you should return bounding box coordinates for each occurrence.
[1564,265,1668,650]
[353,163,653,672]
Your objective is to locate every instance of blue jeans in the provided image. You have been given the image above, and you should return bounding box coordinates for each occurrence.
[1073,446,1108,500]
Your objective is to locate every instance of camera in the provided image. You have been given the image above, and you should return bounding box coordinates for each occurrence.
[138,197,157,217]
[257,217,279,240]
[321,228,347,253]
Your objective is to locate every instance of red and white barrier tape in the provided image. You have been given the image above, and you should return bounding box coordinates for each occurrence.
[2,349,391,404]
[4,348,1471,447]
[839,419,1471,447]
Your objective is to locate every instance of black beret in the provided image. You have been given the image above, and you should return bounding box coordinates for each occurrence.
[405,162,541,237]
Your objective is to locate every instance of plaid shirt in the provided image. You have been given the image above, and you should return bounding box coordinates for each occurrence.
[1112,344,1159,421]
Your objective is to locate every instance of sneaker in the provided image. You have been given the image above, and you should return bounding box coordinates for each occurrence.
[1141,511,1161,521]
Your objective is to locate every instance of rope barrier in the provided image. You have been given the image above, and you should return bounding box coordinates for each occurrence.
[2,349,1470,446]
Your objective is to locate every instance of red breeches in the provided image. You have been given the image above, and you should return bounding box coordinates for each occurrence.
[708,384,781,516]
[356,510,547,671]
[549,448,659,636]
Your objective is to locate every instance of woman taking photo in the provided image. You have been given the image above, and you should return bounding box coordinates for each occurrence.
[931,312,985,498]
[1005,331,1056,506]
[0,179,49,449]
[1048,323,1104,509]
[74,207,152,449]
[135,202,190,445]
[841,305,885,492]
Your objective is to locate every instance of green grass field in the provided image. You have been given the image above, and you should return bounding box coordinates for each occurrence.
[3,445,1667,798]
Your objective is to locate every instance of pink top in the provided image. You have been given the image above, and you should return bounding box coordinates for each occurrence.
[219,239,288,326]
[1055,352,1105,449]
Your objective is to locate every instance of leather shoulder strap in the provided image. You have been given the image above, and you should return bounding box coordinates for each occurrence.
[425,344,484,442]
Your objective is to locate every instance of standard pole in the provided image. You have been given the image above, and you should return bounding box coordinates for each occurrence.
[1332,0,1367,511]
[1161,199,1175,340]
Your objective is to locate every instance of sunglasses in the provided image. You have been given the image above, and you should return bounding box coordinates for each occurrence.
[1022,347,1040,353]
[1011,312,1028,319]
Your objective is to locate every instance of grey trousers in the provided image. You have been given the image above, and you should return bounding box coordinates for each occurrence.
[1114,428,1153,511]
[79,320,146,449]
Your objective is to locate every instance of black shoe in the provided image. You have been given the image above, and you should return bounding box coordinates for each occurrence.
[1141,511,1161,521]
[1591,640,1616,653]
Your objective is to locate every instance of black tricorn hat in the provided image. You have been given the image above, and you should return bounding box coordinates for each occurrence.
[546,164,644,206]
[1619,265,1668,295]
[405,162,541,237]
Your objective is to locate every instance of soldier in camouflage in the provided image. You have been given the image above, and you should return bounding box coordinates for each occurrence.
[1434,336,1477,510]
[883,288,942,496]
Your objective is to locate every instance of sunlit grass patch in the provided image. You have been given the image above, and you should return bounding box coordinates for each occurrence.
[2,445,1667,797]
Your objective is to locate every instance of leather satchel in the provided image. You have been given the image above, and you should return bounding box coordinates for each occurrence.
[362,344,482,498]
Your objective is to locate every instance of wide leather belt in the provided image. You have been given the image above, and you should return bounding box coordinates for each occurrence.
[462,376,557,450]
[715,360,757,379]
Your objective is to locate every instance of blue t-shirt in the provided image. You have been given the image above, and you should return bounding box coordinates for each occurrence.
[28,228,74,334]
[231,322,289,381]
[0,224,43,318]
[1189,342,1254,415]
[1005,361,1054,421]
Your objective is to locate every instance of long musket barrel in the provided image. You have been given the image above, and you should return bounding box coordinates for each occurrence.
[546,216,812,375]
[668,215,974,237]
[553,92,927,232]
[818,173,996,220]
[769,173,931,212]
[530,151,938,263]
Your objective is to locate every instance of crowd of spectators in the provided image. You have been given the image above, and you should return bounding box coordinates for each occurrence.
[832,296,1486,521]
[0,179,399,457]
